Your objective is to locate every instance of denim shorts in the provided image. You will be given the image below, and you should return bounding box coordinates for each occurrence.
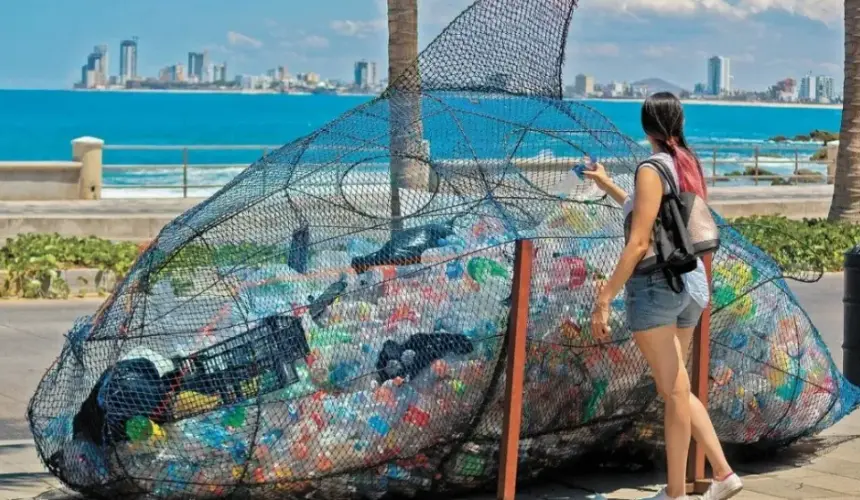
[625,272,704,332]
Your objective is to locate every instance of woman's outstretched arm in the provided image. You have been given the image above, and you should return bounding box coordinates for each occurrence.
[583,163,628,205]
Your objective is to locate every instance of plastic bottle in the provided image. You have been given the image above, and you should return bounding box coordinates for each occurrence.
[347,237,382,258]
[61,438,109,486]
[553,156,603,199]
[552,161,586,199]
[351,223,454,273]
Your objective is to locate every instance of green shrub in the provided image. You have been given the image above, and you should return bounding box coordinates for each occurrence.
[809,129,839,144]
[0,234,139,298]
[730,216,860,273]
[770,169,825,186]
[811,147,827,161]
[1,218,856,298]
[0,234,288,298]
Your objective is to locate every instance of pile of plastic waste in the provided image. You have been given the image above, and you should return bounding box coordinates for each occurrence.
[27,0,859,498]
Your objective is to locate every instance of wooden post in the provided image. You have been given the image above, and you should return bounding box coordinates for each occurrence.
[182,147,189,198]
[497,239,534,500]
[711,149,717,187]
[687,253,713,495]
[753,146,760,185]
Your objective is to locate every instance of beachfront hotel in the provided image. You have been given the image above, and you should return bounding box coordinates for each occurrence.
[707,55,731,96]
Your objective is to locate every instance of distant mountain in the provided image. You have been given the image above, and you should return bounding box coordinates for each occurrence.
[631,78,688,95]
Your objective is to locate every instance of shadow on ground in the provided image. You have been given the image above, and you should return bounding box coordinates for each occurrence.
[21,435,860,500]
[0,442,34,457]
[727,434,860,476]
[0,472,54,489]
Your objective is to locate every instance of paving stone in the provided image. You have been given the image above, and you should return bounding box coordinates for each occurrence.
[741,476,846,499]
[794,473,860,496]
[806,457,860,482]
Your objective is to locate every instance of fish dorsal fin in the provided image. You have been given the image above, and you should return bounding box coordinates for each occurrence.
[386,0,578,98]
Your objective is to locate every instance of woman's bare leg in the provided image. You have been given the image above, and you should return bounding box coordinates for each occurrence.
[634,326,691,498]
[676,326,733,479]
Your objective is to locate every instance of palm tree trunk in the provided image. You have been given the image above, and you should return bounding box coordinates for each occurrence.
[829,0,860,222]
[388,0,427,229]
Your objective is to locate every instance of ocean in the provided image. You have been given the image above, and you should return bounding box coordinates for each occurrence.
[0,89,842,197]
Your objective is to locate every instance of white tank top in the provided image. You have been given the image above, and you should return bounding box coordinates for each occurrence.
[623,153,710,309]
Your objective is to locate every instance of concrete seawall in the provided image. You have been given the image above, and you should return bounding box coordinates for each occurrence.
[0,185,835,242]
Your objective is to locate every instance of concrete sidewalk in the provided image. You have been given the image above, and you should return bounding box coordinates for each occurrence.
[3,421,859,500]
[1,275,857,499]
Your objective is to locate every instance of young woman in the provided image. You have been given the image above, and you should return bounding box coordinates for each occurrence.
[583,92,743,500]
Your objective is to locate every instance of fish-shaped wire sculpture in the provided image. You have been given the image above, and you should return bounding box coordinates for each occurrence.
[28,0,859,498]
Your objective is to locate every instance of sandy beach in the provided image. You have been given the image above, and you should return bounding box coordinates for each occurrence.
[66,90,844,109]
[582,97,842,110]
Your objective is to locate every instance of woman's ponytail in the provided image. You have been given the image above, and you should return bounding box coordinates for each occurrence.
[670,134,707,200]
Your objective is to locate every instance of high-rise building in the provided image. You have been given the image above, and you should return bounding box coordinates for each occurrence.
[816,75,835,101]
[212,63,227,83]
[770,78,797,101]
[162,64,186,82]
[800,72,817,101]
[573,74,595,96]
[354,60,370,88]
[119,39,138,84]
[188,51,209,83]
[269,66,288,82]
[95,45,109,82]
[173,64,186,82]
[369,62,378,88]
[80,45,108,88]
[603,81,626,98]
[707,56,731,95]
[81,65,97,89]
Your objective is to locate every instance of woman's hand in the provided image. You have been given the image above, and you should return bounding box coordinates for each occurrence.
[591,280,612,340]
[591,299,611,341]
[582,162,612,191]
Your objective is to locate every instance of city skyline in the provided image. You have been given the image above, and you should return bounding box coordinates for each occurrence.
[73,36,385,92]
[73,36,841,99]
[0,0,844,90]
[570,54,839,104]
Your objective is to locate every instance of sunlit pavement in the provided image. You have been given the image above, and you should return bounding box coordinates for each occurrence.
[1,274,857,499]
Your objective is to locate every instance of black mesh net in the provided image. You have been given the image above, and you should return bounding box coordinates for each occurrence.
[27,0,860,498]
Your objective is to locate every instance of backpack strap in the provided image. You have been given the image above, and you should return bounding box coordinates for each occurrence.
[636,157,681,198]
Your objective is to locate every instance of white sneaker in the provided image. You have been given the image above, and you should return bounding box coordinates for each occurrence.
[639,488,693,500]
[702,473,744,500]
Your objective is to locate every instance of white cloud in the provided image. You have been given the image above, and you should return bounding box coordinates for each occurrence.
[579,43,621,57]
[330,19,387,37]
[730,52,756,63]
[737,0,841,24]
[282,35,331,50]
[301,35,331,49]
[590,0,743,18]
[227,31,263,49]
[641,45,677,58]
[591,0,841,24]
[819,62,842,74]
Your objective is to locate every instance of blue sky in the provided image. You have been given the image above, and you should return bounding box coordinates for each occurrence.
[0,0,843,90]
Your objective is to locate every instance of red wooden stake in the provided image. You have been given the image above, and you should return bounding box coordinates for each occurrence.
[687,254,713,495]
[497,239,534,500]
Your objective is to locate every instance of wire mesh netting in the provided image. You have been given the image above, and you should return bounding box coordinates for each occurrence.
[28,0,860,498]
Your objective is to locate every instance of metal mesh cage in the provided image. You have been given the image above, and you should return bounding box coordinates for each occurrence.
[28,0,860,498]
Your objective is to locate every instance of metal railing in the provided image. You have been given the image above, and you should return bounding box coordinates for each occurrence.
[700,145,832,186]
[102,143,833,197]
[103,144,280,198]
